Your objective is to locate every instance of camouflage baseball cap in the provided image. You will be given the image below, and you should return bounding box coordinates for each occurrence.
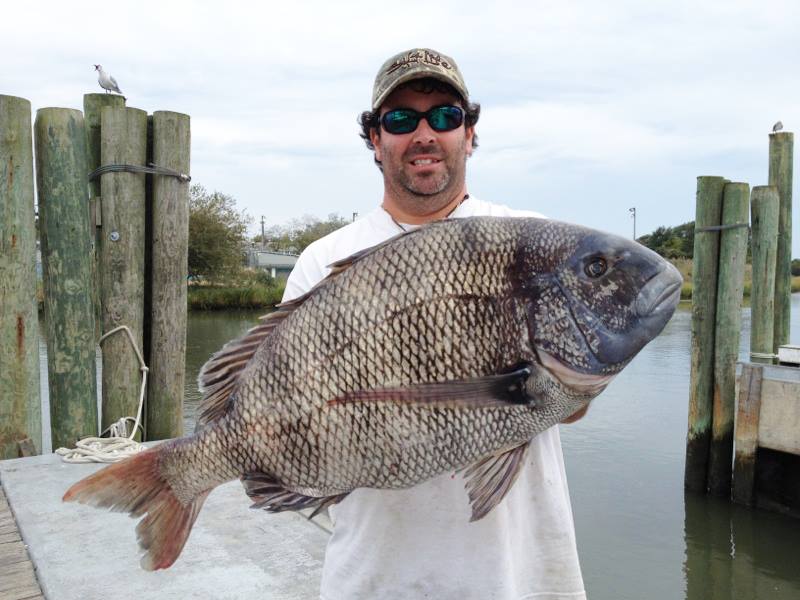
[372,48,469,110]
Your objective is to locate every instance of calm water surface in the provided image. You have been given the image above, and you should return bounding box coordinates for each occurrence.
[38,297,800,598]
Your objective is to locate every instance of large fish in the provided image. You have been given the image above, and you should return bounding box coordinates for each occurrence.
[64,216,681,570]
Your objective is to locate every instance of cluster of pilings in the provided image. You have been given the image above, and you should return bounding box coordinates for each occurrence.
[685,131,794,497]
[0,93,190,459]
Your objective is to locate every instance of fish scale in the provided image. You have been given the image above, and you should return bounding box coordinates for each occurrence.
[63,216,682,570]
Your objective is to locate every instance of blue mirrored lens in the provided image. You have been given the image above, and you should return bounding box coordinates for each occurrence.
[428,106,464,131]
[381,106,464,134]
[382,110,419,134]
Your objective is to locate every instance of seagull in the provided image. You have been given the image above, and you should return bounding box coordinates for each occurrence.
[93,65,123,95]
[772,120,783,133]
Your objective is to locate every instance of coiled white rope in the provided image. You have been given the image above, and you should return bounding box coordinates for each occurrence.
[55,326,148,463]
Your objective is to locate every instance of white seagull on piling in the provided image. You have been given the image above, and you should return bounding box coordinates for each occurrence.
[94,64,123,95]
[772,120,783,133]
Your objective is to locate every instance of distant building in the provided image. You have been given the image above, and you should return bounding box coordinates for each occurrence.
[245,249,298,280]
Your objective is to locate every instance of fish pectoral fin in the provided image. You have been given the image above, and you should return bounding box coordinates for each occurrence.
[328,365,536,408]
[459,442,530,521]
[241,473,349,519]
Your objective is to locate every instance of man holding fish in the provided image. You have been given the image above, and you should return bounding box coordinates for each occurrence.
[284,47,588,600]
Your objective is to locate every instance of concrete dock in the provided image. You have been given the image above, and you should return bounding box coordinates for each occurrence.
[0,451,329,599]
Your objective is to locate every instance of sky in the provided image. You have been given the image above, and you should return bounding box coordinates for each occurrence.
[2,0,799,255]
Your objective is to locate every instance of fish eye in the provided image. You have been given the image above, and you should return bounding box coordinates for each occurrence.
[584,257,608,278]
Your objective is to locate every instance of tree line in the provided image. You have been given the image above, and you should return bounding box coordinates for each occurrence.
[188,185,349,281]
[188,185,800,282]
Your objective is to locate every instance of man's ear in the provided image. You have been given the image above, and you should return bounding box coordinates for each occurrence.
[465,126,475,157]
[370,127,382,162]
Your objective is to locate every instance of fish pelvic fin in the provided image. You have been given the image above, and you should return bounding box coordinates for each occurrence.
[459,442,530,522]
[328,365,535,408]
[241,472,349,518]
[62,446,211,571]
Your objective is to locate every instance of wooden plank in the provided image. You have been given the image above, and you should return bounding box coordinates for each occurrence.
[708,182,750,496]
[35,107,99,450]
[732,364,763,506]
[749,186,779,364]
[0,482,43,600]
[147,110,191,440]
[0,95,42,459]
[768,131,793,353]
[757,378,800,455]
[686,175,726,492]
[99,106,148,435]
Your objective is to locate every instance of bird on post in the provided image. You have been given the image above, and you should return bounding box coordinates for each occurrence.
[772,120,783,133]
[94,64,123,95]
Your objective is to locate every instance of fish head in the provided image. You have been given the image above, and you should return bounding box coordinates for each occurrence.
[515,219,682,391]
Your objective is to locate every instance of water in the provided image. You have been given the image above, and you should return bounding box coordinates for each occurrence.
[37,297,800,598]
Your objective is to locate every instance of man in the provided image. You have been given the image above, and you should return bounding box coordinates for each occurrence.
[283,48,587,600]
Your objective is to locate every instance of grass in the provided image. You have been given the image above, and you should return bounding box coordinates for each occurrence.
[187,284,285,310]
[671,258,800,301]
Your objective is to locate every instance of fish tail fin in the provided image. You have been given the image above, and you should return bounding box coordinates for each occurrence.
[63,446,210,571]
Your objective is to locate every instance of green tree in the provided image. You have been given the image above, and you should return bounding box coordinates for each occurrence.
[263,214,349,254]
[188,185,251,280]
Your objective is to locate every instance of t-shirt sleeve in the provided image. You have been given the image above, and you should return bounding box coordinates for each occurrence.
[282,249,327,302]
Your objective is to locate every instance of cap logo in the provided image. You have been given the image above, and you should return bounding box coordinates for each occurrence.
[386,50,453,75]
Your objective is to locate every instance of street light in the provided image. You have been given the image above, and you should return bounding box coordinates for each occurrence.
[629,207,636,240]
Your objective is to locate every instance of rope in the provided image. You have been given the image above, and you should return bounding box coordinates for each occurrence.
[88,162,191,183]
[55,326,149,463]
[749,351,778,360]
[695,222,749,232]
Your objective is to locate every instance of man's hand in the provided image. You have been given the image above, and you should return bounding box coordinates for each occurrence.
[561,404,590,424]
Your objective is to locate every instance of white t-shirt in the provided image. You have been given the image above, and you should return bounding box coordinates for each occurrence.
[283,196,586,600]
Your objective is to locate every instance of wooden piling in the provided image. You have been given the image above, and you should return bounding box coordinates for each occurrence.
[768,132,793,353]
[708,182,749,496]
[732,364,763,506]
[99,106,148,435]
[749,186,779,365]
[34,108,98,450]
[0,95,41,459]
[146,111,190,440]
[83,94,126,341]
[685,175,726,492]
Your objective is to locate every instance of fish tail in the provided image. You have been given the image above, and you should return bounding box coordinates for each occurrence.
[63,445,210,571]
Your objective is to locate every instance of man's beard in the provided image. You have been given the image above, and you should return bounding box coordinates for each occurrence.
[386,144,466,205]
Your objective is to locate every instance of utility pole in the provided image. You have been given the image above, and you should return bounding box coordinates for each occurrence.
[260,216,266,248]
[629,207,636,240]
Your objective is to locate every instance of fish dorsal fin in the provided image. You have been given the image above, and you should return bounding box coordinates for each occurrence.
[328,365,535,408]
[195,295,306,427]
[460,442,530,521]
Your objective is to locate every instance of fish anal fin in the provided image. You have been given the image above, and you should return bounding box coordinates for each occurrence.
[241,472,348,518]
[329,365,535,409]
[460,442,530,521]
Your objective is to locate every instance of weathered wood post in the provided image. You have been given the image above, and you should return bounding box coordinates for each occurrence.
[708,182,749,496]
[685,176,726,492]
[99,106,148,435]
[34,108,98,450]
[84,94,126,340]
[732,364,763,505]
[0,95,42,458]
[749,186,779,364]
[146,111,190,440]
[768,131,793,353]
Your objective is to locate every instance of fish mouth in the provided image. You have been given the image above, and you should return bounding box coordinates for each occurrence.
[537,348,615,396]
[634,263,682,318]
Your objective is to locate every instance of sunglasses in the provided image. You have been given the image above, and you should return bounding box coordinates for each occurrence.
[380,105,465,135]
